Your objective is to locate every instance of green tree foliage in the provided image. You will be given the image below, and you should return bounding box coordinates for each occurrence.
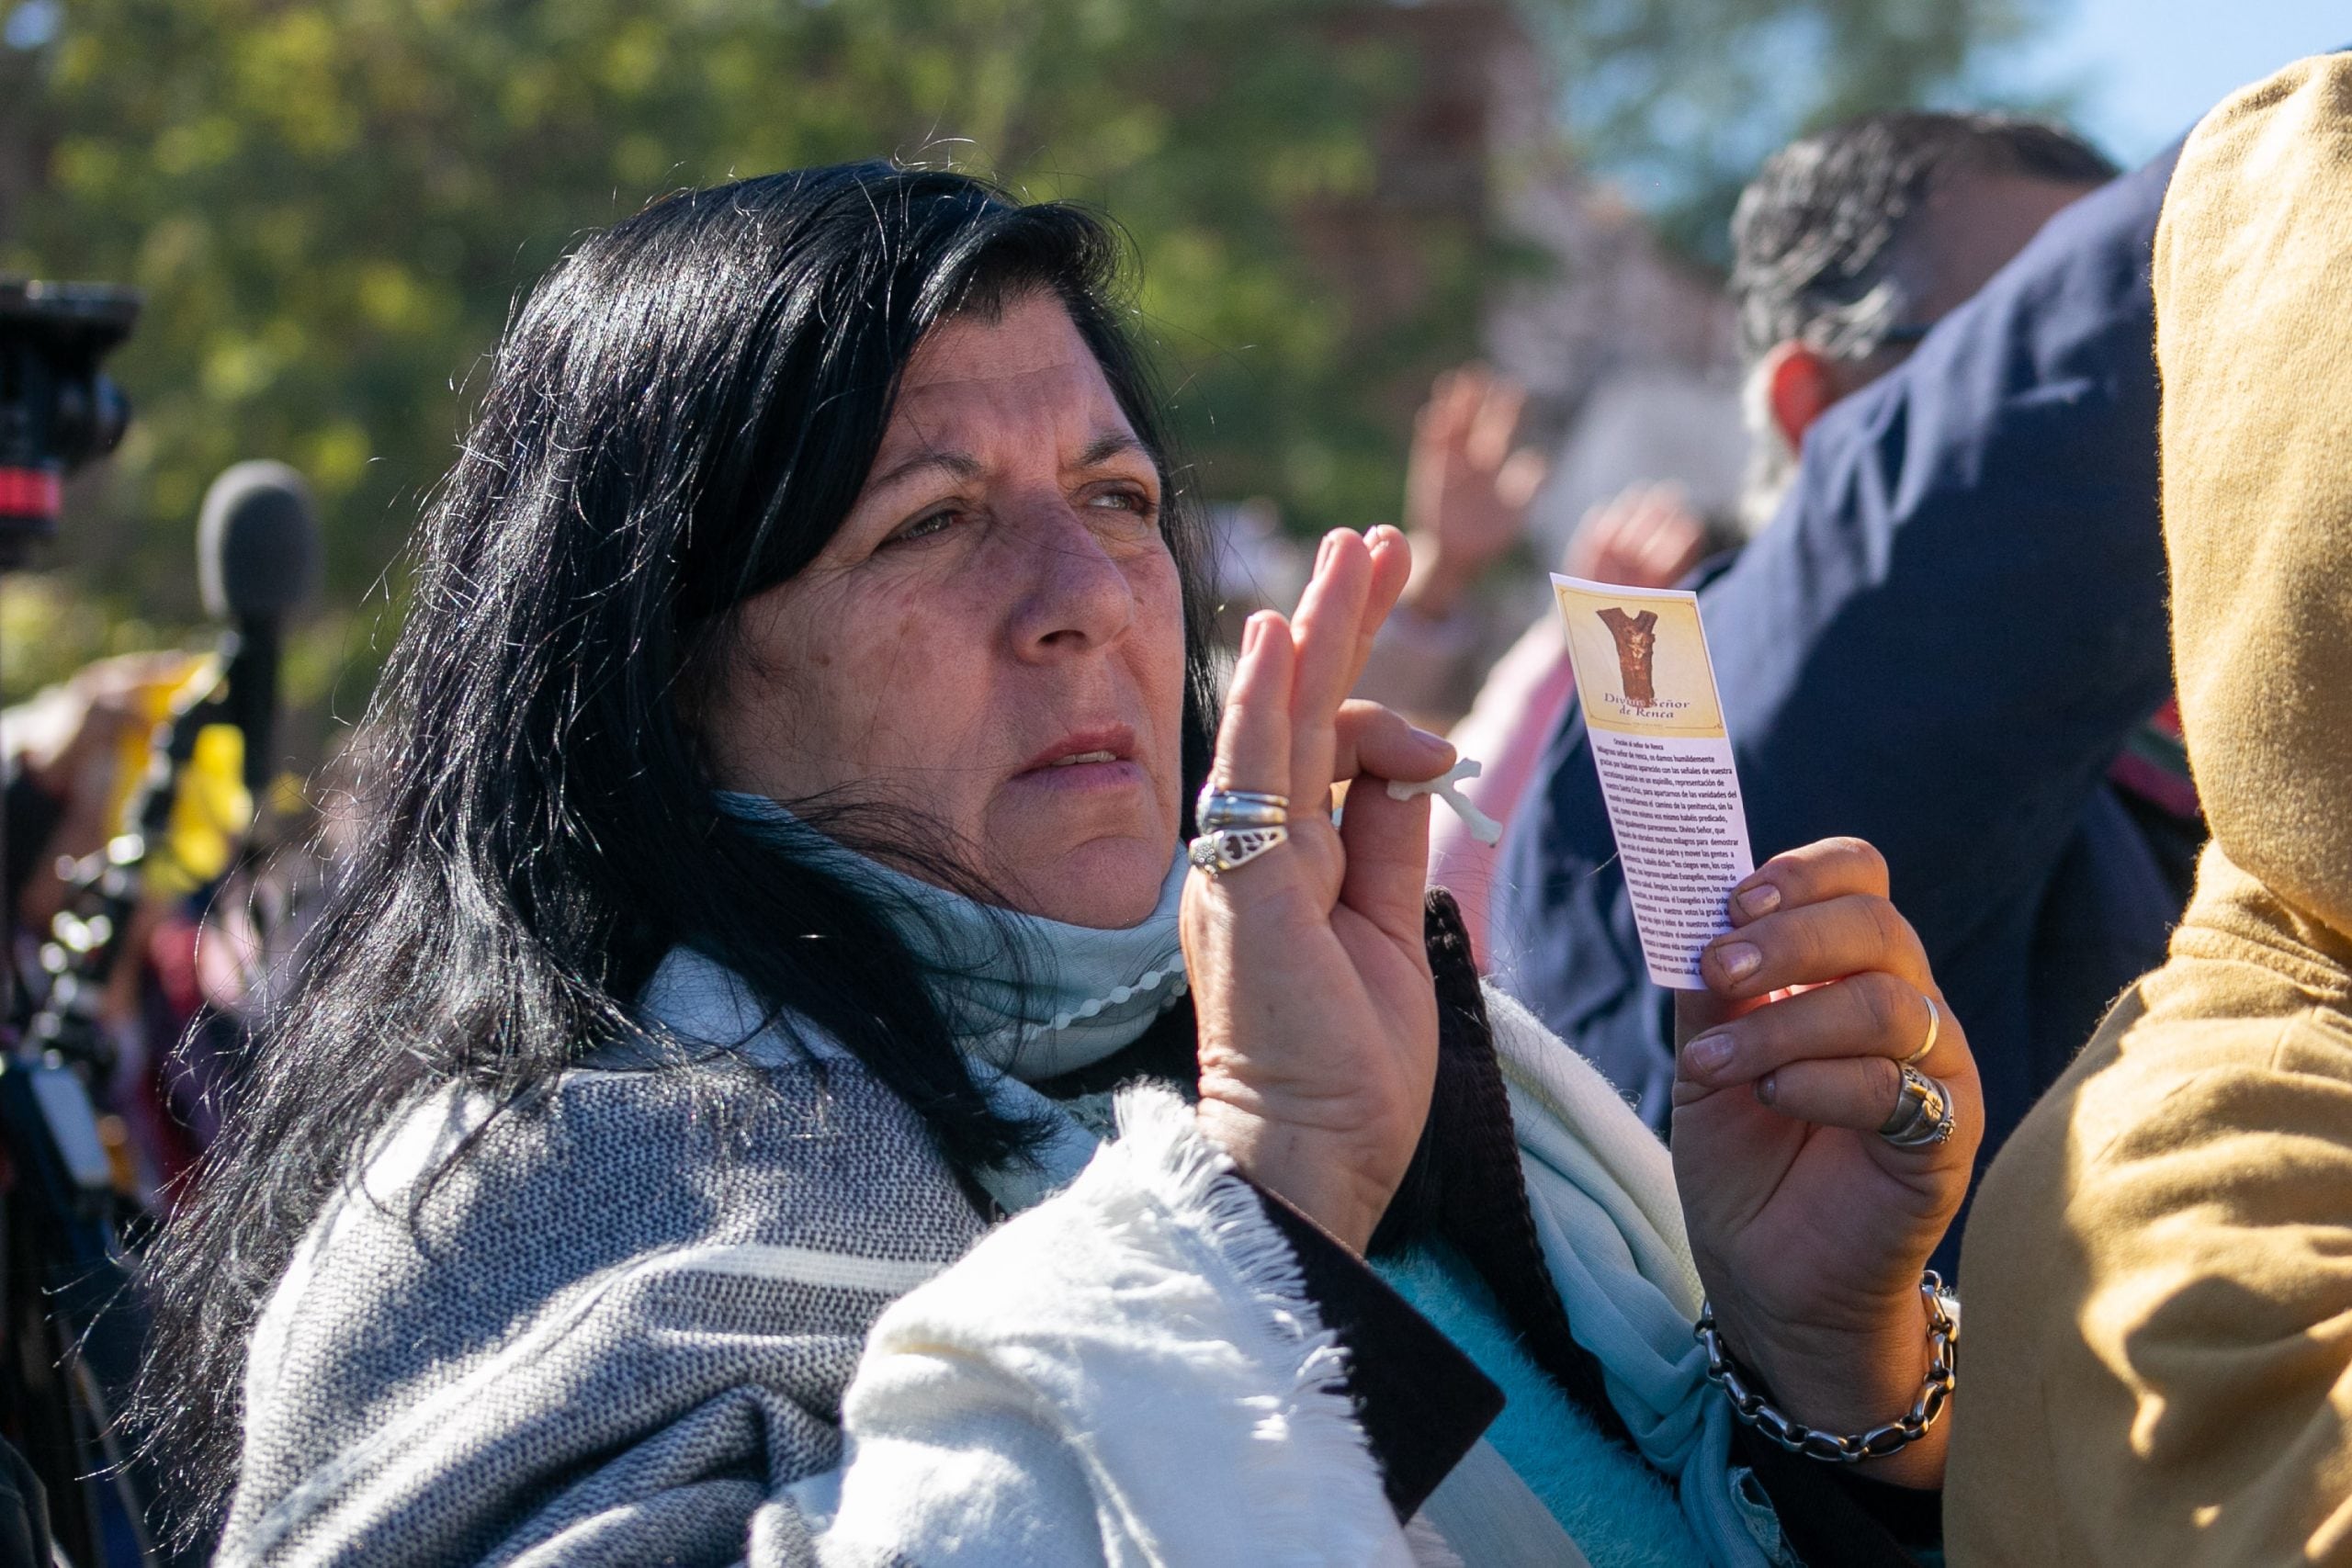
[0,0,2043,706]
[1538,0,2055,264]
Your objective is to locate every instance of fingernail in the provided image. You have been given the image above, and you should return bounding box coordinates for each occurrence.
[1316,532,1339,570]
[1684,1032,1735,1075]
[1410,726,1452,755]
[1717,942,1762,982]
[1757,1072,1779,1106]
[1242,614,1265,656]
[1736,884,1781,918]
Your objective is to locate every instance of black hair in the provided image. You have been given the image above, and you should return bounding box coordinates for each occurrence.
[1731,110,2119,364]
[132,161,1219,1534]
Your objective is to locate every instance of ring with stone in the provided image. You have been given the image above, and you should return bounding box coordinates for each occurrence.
[1878,1063,1957,1149]
[1899,995,1941,1067]
[1196,786,1291,831]
[1187,824,1290,875]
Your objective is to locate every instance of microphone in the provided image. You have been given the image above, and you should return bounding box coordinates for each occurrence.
[197,461,320,797]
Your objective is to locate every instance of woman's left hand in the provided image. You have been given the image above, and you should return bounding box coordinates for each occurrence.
[1670,837,1982,1489]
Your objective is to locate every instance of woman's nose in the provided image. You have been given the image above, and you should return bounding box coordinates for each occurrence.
[1004,501,1136,658]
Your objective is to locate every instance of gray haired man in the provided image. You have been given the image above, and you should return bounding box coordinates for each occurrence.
[1731,112,2116,531]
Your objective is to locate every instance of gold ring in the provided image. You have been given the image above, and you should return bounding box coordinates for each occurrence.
[1900,995,1940,1067]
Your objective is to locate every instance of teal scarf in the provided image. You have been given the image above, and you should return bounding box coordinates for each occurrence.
[718,792,1189,1079]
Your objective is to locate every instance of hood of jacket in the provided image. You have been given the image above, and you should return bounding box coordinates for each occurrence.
[1948,58,2352,1566]
[2155,52,2352,965]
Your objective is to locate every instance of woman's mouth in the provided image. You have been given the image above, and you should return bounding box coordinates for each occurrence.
[1013,728,1146,794]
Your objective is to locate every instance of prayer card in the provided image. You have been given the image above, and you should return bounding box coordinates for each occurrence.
[1552,574,1756,988]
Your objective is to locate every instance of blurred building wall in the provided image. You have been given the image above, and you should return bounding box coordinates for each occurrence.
[1275,0,1747,557]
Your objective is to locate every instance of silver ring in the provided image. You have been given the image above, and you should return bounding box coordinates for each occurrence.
[1879,1063,1957,1148]
[1198,794,1290,830]
[1188,825,1289,875]
[1900,995,1941,1067]
[1196,785,1289,831]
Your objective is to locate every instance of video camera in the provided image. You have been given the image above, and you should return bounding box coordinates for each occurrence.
[0,276,185,1568]
[1,275,311,1566]
[0,277,139,570]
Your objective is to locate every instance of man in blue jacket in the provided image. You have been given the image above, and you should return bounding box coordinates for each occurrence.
[1491,118,2189,1188]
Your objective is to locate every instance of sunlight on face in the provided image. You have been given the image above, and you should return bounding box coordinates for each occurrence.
[700,292,1187,929]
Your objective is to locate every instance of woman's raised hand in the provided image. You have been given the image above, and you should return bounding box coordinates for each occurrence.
[1670,837,1984,1487]
[1183,525,1457,1253]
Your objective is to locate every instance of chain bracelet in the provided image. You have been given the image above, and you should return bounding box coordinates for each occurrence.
[1695,1271,1958,1464]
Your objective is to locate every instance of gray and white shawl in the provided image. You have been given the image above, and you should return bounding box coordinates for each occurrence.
[221,945,1412,1567]
[219,825,1747,1566]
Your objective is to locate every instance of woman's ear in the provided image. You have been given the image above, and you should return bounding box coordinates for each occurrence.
[1759,341,1842,453]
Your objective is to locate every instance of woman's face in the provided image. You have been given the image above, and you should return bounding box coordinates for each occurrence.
[702,291,1187,929]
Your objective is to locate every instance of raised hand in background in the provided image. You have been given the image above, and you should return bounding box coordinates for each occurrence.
[1398,366,1548,621]
[1563,481,1708,590]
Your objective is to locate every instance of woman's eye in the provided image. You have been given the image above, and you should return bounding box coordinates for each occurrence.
[1088,487,1157,519]
[888,509,959,547]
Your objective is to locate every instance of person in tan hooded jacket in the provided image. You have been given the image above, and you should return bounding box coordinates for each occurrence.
[1947,51,2352,1566]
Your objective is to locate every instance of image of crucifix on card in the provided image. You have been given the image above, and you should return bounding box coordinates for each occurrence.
[1552,573,1757,989]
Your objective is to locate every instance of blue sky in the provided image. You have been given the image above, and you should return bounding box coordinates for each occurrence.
[2001,0,2346,163]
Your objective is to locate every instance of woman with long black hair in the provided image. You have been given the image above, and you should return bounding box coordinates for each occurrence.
[138,163,1982,1565]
